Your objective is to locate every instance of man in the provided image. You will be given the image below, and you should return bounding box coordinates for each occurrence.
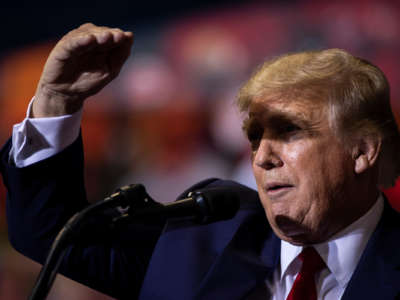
[1,23,400,299]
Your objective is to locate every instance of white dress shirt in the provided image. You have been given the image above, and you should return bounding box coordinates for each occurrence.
[10,98,82,167]
[10,97,384,299]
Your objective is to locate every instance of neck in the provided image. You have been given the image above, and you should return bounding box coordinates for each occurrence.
[337,174,380,237]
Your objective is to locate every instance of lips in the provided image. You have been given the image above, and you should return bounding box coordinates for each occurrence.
[266,182,293,191]
[265,182,294,197]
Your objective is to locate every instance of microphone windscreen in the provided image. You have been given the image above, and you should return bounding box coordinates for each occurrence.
[194,187,241,222]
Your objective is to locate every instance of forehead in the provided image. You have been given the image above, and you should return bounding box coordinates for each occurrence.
[249,96,328,124]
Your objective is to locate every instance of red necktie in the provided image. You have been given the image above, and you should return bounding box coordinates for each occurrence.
[286,247,325,300]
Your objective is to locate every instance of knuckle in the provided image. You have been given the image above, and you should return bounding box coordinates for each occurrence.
[80,22,95,28]
[112,28,124,33]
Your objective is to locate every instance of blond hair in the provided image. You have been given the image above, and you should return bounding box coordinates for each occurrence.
[238,48,400,187]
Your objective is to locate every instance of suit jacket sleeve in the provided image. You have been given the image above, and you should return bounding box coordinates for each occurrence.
[0,135,163,299]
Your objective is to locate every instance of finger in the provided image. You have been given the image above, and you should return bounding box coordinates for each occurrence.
[108,28,133,43]
[94,31,115,45]
[91,27,132,46]
[72,28,132,53]
[51,24,133,62]
[56,33,98,59]
[107,35,134,78]
[59,31,111,58]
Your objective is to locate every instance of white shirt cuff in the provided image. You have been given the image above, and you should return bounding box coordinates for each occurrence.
[10,97,83,167]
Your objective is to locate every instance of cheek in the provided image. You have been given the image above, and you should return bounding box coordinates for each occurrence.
[283,142,319,190]
[285,141,345,188]
[280,143,344,212]
[289,143,353,216]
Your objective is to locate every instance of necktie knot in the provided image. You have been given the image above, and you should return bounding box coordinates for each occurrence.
[286,247,325,300]
[298,247,325,274]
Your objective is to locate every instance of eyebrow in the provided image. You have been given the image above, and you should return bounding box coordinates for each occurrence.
[242,104,326,143]
[248,108,314,129]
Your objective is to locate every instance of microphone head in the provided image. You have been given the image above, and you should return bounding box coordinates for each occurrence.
[192,187,241,223]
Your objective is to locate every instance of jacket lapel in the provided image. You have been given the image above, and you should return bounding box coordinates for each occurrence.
[139,208,280,300]
[194,214,280,300]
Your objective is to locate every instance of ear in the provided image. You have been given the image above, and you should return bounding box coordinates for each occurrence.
[353,136,382,174]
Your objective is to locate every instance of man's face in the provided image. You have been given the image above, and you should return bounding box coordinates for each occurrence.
[247,97,359,245]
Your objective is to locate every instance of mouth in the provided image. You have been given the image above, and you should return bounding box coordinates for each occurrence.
[265,183,294,197]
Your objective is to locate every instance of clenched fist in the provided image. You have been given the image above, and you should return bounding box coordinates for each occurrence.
[32,23,133,118]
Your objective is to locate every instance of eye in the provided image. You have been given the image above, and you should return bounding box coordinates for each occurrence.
[248,131,262,151]
[281,123,301,134]
[243,118,263,151]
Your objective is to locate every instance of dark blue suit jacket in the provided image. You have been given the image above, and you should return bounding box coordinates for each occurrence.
[1,136,400,299]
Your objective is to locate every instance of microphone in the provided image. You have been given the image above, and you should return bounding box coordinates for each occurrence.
[62,183,241,245]
[114,184,241,224]
[123,187,240,224]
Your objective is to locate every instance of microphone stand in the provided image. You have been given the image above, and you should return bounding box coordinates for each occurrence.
[28,184,155,300]
[28,183,240,300]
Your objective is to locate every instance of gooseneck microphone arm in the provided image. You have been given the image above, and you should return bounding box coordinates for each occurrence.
[28,183,240,300]
[28,184,149,300]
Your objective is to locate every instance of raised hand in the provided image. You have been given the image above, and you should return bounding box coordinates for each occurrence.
[32,23,133,118]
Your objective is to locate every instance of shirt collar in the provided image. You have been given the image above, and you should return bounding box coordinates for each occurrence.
[280,193,384,287]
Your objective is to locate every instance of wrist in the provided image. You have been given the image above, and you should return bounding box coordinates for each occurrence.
[32,84,84,118]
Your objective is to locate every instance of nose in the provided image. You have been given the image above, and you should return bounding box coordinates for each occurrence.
[253,138,283,170]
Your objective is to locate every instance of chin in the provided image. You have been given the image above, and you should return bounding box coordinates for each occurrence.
[280,233,314,246]
[270,215,319,245]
